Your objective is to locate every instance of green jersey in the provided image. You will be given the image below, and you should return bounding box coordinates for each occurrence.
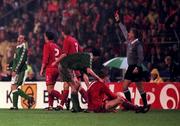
[12,42,28,73]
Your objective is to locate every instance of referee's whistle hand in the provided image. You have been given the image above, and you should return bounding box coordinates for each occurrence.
[114,11,120,22]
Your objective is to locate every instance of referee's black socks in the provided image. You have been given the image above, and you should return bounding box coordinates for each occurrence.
[123,89,131,102]
[140,92,147,107]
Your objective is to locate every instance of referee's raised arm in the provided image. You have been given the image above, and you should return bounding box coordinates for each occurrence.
[114,10,128,43]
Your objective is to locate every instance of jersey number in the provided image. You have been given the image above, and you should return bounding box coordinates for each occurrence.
[54,48,60,61]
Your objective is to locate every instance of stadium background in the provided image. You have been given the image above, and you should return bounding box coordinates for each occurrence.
[0,0,179,82]
[0,0,180,126]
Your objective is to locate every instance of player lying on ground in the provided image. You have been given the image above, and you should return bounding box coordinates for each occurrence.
[86,72,151,113]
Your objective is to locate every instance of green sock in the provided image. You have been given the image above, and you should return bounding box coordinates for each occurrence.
[13,91,19,108]
[17,89,30,100]
[71,93,81,111]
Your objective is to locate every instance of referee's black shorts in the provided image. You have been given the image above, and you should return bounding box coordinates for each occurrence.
[124,65,143,82]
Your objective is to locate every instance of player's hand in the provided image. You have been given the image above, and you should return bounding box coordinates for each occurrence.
[132,67,139,74]
[98,78,104,83]
[73,76,79,84]
[11,71,16,77]
[51,61,57,66]
[40,69,44,76]
[114,10,120,22]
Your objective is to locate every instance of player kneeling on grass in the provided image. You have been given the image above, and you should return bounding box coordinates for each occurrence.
[10,35,35,110]
[86,72,150,113]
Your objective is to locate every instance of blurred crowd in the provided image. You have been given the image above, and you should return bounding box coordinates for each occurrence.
[0,0,179,82]
[0,0,28,17]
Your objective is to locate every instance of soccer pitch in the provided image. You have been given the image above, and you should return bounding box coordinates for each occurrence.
[0,109,179,126]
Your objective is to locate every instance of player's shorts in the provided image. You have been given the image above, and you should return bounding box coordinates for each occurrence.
[11,70,27,86]
[124,65,143,82]
[60,52,92,82]
[90,102,107,113]
[46,67,59,85]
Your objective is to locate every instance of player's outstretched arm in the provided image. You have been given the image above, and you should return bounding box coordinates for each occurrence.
[86,68,103,83]
[52,53,67,66]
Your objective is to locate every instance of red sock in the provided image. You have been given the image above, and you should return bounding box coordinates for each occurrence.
[60,90,69,106]
[51,90,62,100]
[79,88,88,102]
[48,93,54,107]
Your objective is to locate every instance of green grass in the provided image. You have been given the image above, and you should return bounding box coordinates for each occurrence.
[0,109,179,126]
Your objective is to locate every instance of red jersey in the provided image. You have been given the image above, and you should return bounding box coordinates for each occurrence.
[87,81,117,112]
[62,35,82,55]
[42,41,61,69]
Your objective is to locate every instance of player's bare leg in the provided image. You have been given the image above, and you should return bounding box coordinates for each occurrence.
[105,96,122,112]
[83,73,89,88]
[78,86,88,103]
[105,96,143,113]
[78,74,88,103]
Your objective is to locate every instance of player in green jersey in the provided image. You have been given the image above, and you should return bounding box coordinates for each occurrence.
[10,35,35,110]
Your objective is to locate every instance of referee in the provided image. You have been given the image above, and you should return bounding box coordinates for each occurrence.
[115,11,150,112]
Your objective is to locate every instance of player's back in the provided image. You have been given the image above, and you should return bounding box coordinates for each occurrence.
[63,36,81,55]
[87,81,105,110]
[43,41,61,68]
[87,81,117,111]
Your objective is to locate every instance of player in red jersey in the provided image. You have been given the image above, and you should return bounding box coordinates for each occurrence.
[40,31,63,110]
[52,28,88,111]
[86,72,150,113]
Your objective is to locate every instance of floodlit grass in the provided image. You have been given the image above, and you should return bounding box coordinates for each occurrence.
[0,109,179,126]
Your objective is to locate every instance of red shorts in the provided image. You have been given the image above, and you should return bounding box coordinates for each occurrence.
[46,67,59,85]
[88,102,106,113]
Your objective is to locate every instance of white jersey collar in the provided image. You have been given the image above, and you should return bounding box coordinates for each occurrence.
[16,42,26,48]
[87,81,97,90]
[130,38,138,44]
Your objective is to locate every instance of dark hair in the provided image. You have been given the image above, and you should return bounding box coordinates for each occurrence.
[130,28,139,38]
[92,48,101,57]
[18,34,26,40]
[98,70,107,79]
[62,25,71,35]
[45,31,54,40]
